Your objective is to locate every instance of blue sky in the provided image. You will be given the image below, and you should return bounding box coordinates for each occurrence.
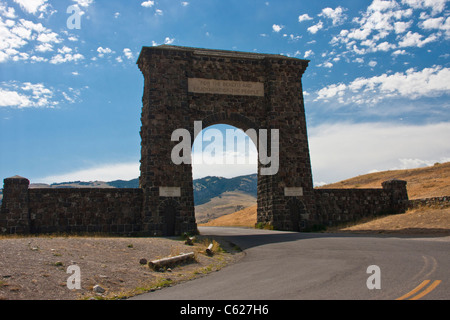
[0,0,449,186]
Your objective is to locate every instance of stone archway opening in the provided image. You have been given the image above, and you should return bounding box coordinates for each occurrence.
[191,123,258,226]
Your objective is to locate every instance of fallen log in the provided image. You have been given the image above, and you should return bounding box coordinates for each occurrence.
[148,252,195,270]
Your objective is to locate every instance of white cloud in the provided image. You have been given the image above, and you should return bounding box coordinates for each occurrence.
[96,46,113,58]
[155,9,163,15]
[0,81,57,108]
[50,53,84,64]
[72,0,94,7]
[401,0,448,15]
[394,20,412,33]
[36,162,140,184]
[13,0,47,14]
[272,24,283,32]
[307,21,323,34]
[35,43,53,52]
[309,121,450,184]
[181,2,189,6]
[141,1,155,8]
[319,61,334,68]
[368,60,378,67]
[123,48,133,59]
[392,49,407,55]
[36,31,61,43]
[97,46,112,54]
[315,65,450,104]
[164,37,174,44]
[0,3,17,18]
[398,31,438,47]
[330,0,428,55]
[298,13,313,22]
[304,50,314,58]
[319,6,347,25]
[0,88,31,107]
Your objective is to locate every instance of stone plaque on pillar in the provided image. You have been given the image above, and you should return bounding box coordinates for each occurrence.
[284,187,303,197]
[159,187,181,197]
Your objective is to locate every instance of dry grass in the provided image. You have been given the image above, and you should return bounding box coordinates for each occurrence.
[318,162,450,200]
[331,207,450,236]
[195,191,256,224]
[199,205,258,228]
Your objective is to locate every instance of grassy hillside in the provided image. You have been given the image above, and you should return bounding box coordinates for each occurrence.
[202,162,450,231]
[195,191,256,224]
[318,162,450,199]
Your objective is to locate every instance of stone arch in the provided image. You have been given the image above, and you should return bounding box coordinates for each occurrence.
[138,45,315,236]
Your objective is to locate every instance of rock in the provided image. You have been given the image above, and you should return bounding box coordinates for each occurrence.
[93,285,105,294]
[139,258,148,265]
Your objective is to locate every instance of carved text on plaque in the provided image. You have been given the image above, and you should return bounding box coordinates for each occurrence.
[188,78,264,97]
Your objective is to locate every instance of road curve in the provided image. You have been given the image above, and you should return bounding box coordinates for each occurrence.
[131,227,449,300]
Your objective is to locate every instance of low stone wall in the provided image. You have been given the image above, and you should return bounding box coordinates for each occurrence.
[0,176,143,235]
[1,175,411,235]
[314,188,391,226]
[408,196,450,210]
[313,179,409,227]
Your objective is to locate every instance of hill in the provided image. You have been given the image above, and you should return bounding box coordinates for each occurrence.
[201,162,450,232]
[193,174,257,206]
[317,161,450,199]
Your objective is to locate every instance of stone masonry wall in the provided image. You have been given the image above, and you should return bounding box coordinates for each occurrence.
[0,176,143,235]
[313,179,409,227]
[314,188,392,227]
[408,196,450,210]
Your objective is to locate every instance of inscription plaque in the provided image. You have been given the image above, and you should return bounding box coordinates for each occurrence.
[159,187,181,197]
[284,187,303,197]
[188,78,264,97]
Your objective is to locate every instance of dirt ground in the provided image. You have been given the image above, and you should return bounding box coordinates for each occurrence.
[0,235,243,300]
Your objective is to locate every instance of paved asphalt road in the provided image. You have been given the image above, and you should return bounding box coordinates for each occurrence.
[131,227,449,300]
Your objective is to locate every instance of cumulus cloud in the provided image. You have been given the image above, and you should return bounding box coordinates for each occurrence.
[319,6,347,25]
[164,37,174,44]
[304,50,314,58]
[13,0,49,15]
[328,0,447,55]
[401,0,448,15]
[50,52,84,64]
[307,21,323,34]
[298,13,313,22]
[315,65,450,104]
[0,81,56,108]
[141,1,155,8]
[72,0,94,7]
[0,14,65,63]
[123,48,133,59]
[272,24,283,32]
[398,31,438,47]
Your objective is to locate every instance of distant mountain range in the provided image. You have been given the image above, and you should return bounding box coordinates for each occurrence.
[20,174,258,207]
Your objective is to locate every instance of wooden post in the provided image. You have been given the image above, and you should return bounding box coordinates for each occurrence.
[206,243,214,256]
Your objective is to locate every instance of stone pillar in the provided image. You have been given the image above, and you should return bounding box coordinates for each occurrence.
[0,176,30,234]
[382,179,408,214]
